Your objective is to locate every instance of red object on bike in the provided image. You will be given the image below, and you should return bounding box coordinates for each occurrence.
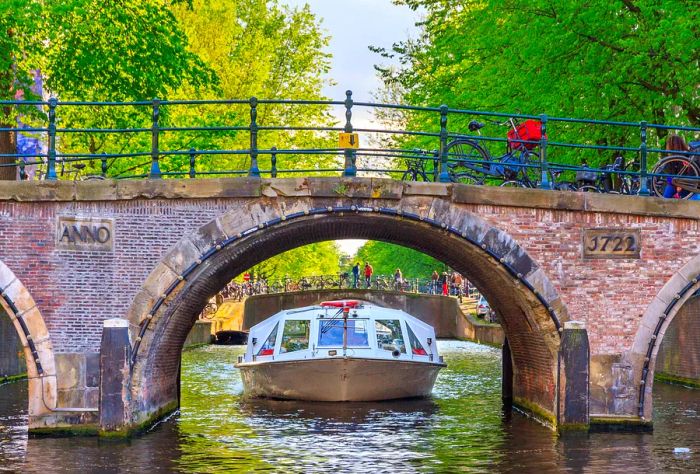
[320,300,360,308]
[507,119,545,150]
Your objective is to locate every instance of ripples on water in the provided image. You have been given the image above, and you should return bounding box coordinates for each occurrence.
[1,340,698,473]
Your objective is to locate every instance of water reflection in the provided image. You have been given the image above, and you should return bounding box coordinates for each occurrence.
[0,341,698,473]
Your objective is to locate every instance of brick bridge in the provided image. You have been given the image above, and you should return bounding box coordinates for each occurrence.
[1,177,699,435]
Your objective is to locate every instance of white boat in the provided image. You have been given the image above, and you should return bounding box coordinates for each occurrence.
[235,300,446,402]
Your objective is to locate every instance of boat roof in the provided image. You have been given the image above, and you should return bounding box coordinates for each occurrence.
[248,301,436,335]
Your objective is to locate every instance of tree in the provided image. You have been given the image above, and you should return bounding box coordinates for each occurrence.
[242,241,342,281]
[158,0,336,179]
[355,241,444,279]
[0,0,215,179]
[377,0,700,169]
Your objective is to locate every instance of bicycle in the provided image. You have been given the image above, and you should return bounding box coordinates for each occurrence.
[446,118,545,188]
[401,155,432,182]
[650,140,700,199]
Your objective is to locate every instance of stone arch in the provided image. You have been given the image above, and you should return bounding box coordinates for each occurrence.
[632,253,700,420]
[125,196,570,429]
[0,260,57,420]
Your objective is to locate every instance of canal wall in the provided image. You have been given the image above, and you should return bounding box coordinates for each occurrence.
[656,295,700,388]
[241,290,504,345]
[0,311,26,381]
[183,320,213,348]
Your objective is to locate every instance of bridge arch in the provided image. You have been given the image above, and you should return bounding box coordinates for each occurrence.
[126,195,570,429]
[633,254,700,420]
[0,259,57,420]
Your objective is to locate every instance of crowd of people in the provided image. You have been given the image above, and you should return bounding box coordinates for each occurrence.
[349,261,469,298]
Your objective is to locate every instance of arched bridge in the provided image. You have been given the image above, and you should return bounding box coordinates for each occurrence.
[2,176,700,435]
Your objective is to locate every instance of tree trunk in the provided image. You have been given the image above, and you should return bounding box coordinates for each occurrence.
[0,119,16,180]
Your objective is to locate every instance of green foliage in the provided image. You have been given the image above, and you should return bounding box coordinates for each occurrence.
[378,0,700,170]
[1,0,338,179]
[354,241,445,279]
[244,241,342,281]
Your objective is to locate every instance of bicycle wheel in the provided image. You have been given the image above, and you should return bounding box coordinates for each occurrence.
[577,184,601,193]
[445,139,490,180]
[500,180,527,188]
[651,155,700,199]
[451,172,482,185]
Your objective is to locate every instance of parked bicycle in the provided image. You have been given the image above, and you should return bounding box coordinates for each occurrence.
[446,118,545,187]
[574,155,640,194]
[650,140,700,199]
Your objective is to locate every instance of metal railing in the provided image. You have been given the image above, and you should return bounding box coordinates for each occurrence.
[2,92,699,197]
[216,274,476,300]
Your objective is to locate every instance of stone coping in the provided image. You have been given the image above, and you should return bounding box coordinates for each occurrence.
[1,177,698,220]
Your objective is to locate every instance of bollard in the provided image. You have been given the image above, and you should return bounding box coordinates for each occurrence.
[99,318,131,434]
[557,321,590,431]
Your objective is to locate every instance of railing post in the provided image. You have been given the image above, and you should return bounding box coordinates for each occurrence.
[438,105,450,183]
[248,97,260,177]
[343,90,357,177]
[100,152,108,177]
[638,121,650,196]
[433,151,439,182]
[538,114,552,189]
[149,98,161,179]
[189,148,196,178]
[271,146,277,178]
[45,97,57,180]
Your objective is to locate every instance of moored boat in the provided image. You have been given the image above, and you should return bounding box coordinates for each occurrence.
[235,300,446,401]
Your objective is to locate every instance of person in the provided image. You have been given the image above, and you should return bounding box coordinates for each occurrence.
[441,272,449,296]
[431,270,439,295]
[663,134,692,199]
[364,262,373,288]
[352,262,360,289]
[394,268,403,291]
[453,272,464,301]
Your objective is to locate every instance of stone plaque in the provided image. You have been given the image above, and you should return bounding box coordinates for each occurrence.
[582,229,640,259]
[56,216,114,251]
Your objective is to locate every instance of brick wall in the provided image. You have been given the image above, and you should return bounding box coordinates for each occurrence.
[1,195,698,360]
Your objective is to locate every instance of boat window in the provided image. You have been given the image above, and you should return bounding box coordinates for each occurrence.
[280,320,310,353]
[347,320,369,347]
[375,320,406,353]
[406,324,427,356]
[318,320,343,346]
[318,319,370,347]
[257,322,278,356]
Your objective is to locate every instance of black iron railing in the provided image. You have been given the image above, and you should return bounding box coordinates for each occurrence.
[2,92,699,198]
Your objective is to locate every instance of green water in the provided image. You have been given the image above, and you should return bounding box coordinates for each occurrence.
[1,341,698,473]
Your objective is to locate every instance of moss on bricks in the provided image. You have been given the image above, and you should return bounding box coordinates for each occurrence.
[589,416,653,433]
[655,372,700,389]
[513,396,557,428]
[29,425,100,437]
[0,373,27,384]
[100,400,180,438]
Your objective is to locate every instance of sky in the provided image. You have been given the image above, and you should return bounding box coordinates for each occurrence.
[281,0,422,255]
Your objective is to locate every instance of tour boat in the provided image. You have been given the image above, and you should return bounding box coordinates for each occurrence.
[234,300,446,402]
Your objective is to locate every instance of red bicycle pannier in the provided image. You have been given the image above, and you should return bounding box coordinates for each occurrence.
[507,119,545,150]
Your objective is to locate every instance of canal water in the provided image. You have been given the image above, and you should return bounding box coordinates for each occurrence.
[1,341,698,473]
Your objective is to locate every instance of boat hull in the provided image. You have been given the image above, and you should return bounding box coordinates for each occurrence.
[236,357,444,402]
